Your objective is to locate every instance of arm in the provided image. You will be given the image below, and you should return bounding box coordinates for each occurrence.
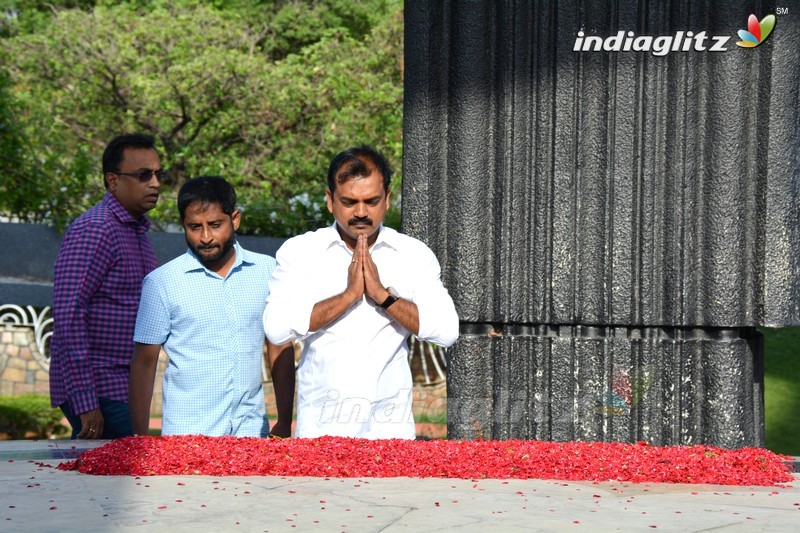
[359,234,421,334]
[264,236,362,344]
[308,256,364,331]
[52,223,114,416]
[389,239,459,347]
[263,240,314,344]
[267,340,296,438]
[380,297,419,335]
[413,249,459,347]
[129,274,171,436]
[129,343,161,436]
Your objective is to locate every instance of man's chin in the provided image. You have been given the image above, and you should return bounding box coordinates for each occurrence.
[201,253,222,262]
[194,248,221,263]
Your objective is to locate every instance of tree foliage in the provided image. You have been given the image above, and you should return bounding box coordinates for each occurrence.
[0,0,403,236]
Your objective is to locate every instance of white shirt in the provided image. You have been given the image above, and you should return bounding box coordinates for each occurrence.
[263,224,459,439]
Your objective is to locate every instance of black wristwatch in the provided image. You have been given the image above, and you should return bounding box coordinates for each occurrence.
[379,286,400,309]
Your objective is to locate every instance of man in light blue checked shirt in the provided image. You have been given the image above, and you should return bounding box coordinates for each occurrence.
[129,176,295,437]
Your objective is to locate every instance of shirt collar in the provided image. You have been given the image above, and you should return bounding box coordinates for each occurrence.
[373,225,398,251]
[104,192,151,234]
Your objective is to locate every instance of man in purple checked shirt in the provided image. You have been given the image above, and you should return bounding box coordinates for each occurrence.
[49,133,163,439]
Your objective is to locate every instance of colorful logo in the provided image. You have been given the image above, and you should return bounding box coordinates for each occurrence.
[736,14,776,48]
[596,365,653,416]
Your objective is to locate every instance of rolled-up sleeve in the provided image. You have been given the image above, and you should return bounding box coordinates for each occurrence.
[412,247,459,348]
[263,240,317,345]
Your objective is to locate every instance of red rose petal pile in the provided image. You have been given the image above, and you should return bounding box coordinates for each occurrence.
[58,436,794,486]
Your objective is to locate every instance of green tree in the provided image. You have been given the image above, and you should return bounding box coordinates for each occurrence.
[1,0,403,236]
[0,68,94,226]
[0,1,97,36]
[0,69,28,216]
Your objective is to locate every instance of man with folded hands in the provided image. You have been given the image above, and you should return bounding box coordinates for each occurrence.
[263,146,458,439]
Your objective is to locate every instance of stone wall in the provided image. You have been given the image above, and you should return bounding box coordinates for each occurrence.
[0,326,50,397]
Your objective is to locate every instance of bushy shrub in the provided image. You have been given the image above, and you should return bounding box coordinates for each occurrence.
[0,394,68,439]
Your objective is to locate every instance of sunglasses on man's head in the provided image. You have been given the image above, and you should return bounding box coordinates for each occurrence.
[115,168,168,182]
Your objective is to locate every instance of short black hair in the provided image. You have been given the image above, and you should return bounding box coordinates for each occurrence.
[178,176,237,219]
[102,133,157,188]
[327,145,392,194]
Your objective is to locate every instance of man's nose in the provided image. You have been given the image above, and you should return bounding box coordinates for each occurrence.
[148,172,162,188]
[354,203,367,217]
[200,226,212,241]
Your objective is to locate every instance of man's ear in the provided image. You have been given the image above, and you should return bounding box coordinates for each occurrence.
[326,189,334,213]
[231,210,241,231]
[106,172,118,192]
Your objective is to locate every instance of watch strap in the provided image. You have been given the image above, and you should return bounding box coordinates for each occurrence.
[379,287,400,309]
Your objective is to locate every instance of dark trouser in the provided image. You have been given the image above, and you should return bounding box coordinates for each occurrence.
[60,397,133,439]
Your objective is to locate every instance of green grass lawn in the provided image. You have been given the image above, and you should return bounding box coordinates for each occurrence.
[762,326,800,456]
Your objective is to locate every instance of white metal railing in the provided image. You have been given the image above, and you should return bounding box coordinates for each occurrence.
[407,335,447,384]
[0,304,53,368]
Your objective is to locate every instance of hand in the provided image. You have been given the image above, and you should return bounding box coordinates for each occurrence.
[359,234,387,303]
[344,236,366,303]
[269,419,292,439]
[77,408,104,439]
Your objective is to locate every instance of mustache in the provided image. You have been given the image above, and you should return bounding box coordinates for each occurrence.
[197,244,218,250]
[348,217,373,226]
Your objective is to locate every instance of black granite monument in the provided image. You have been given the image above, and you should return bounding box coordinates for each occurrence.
[403,2,799,447]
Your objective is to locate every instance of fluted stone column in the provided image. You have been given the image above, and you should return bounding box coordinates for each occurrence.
[403,1,799,447]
